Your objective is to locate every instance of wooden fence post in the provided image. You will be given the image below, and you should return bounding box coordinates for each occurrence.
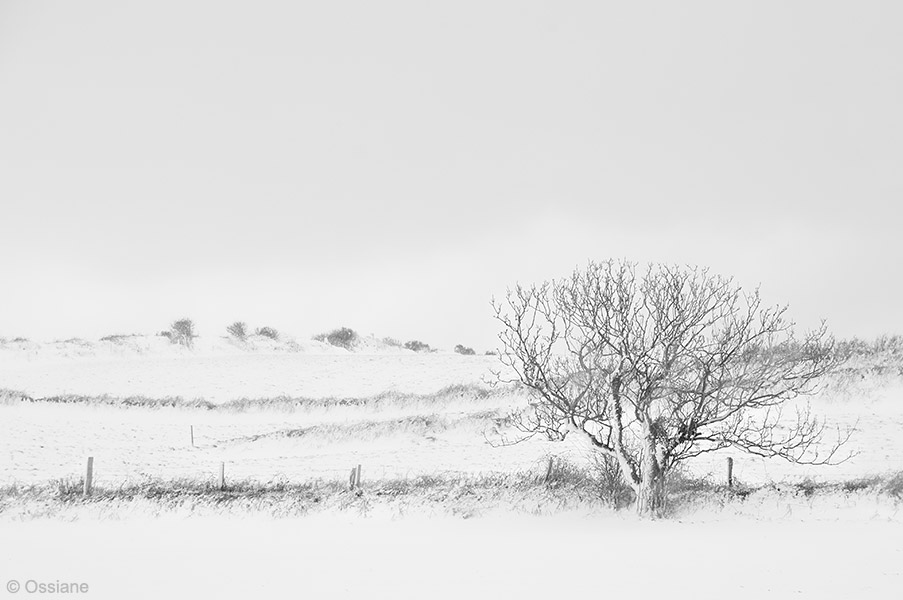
[349,465,362,489]
[84,457,94,496]
[727,457,734,488]
[219,462,225,491]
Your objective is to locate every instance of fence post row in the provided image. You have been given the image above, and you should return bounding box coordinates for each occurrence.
[78,459,378,493]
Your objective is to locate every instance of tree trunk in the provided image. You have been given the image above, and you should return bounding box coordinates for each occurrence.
[635,439,667,517]
[634,474,666,517]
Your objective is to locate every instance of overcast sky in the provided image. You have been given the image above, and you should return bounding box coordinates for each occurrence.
[1,1,900,350]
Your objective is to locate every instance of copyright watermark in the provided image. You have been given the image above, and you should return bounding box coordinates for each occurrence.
[5,579,89,594]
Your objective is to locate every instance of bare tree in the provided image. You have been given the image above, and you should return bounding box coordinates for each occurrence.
[169,318,196,348]
[493,260,852,516]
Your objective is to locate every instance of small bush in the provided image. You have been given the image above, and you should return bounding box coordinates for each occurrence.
[834,335,903,360]
[169,319,195,348]
[54,478,84,499]
[665,467,719,496]
[315,327,359,350]
[842,476,880,493]
[255,326,279,340]
[589,453,634,509]
[227,321,248,341]
[542,457,594,489]
[404,340,431,353]
[873,335,903,354]
[382,337,403,348]
[100,334,138,342]
[882,472,903,499]
[454,344,476,355]
[484,350,497,356]
[794,478,821,498]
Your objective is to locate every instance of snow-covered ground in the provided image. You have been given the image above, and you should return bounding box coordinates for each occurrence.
[2,515,901,599]
[2,337,901,489]
[0,335,495,400]
[0,337,521,486]
[2,385,902,489]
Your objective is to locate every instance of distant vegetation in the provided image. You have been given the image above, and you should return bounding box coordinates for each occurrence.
[314,327,359,350]
[226,321,248,341]
[835,335,903,359]
[454,344,476,355]
[404,340,432,353]
[99,334,140,342]
[169,319,195,348]
[255,326,279,341]
[226,322,279,342]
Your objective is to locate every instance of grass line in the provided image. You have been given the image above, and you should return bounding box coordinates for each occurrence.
[1,469,900,520]
[0,383,520,412]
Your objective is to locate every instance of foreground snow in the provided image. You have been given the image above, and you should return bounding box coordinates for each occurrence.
[2,515,901,599]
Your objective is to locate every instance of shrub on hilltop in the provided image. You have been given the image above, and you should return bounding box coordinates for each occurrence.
[169,318,195,348]
[454,344,476,355]
[404,340,432,353]
[255,326,279,341]
[227,321,248,341]
[314,327,359,350]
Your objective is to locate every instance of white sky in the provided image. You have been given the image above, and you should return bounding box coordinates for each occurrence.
[1,1,901,350]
